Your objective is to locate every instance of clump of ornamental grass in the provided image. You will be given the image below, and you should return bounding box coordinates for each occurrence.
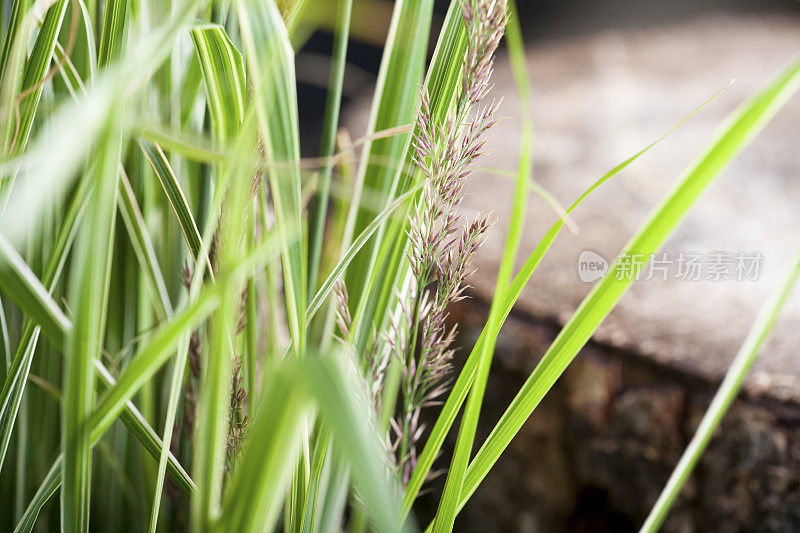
[1,0,796,530]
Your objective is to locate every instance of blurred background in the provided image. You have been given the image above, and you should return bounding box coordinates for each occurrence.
[298,1,800,531]
[296,0,800,151]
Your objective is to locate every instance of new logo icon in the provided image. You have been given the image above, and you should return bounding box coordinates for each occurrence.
[578,250,608,283]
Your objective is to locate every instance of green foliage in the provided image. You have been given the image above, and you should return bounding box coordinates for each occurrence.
[0,0,798,531]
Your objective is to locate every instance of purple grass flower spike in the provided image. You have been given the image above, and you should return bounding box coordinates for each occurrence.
[390,0,507,489]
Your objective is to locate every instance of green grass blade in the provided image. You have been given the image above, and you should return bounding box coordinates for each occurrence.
[147,332,189,533]
[9,0,69,155]
[136,124,225,163]
[0,234,71,347]
[61,42,129,533]
[344,0,433,304]
[13,459,60,533]
[0,0,31,81]
[640,244,800,532]
[0,325,40,474]
[189,23,247,141]
[59,0,97,86]
[307,0,352,294]
[118,172,173,319]
[61,115,124,533]
[456,53,800,517]
[223,353,408,533]
[139,140,208,267]
[0,5,30,155]
[347,0,468,357]
[191,222,242,528]
[97,0,130,68]
[299,354,408,533]
[300,427,331,533]
[301,0,360,496]
[236,0,306,356]
[306,0,352,294]
[0,296,9,370]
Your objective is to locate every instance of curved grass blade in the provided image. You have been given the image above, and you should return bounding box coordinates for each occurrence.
[136,124,227,164]
[139,139,211,274]
[222,354,408,533]
[189,23,246,141]
[454,53,800,519]
[306,180,423,322]
[0,234,71,347]
[14,459,60,533]
[136,124,225,163]
[299,354,410,533]
[640,244,800,532]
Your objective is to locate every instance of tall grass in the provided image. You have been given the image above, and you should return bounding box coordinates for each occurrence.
[0,0,798,531]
